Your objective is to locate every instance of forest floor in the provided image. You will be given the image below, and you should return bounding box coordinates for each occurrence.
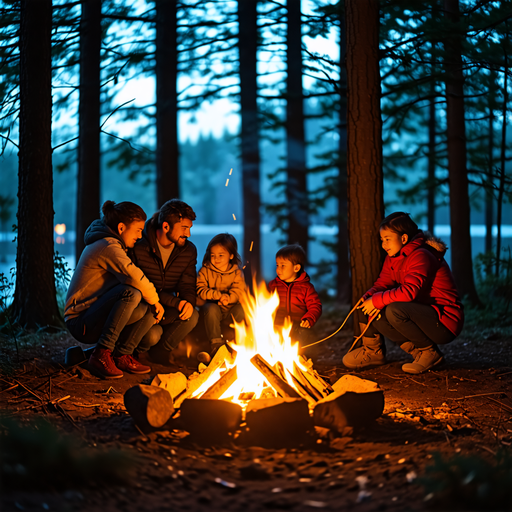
[1,302,511,512]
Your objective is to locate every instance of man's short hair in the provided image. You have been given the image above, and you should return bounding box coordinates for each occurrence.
[158,199,196,228]
[276,244,306,269]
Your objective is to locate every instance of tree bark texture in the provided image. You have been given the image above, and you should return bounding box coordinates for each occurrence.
[156,0,179,206]
[76,0,101,259]
[285,0,308,252]
[337,6,351,303]
[427,80,436,234]
[345,0,384,309]
[13,0,62,328]
[443,0,479,304]
[238,0,261,279]
[485,71,495,255]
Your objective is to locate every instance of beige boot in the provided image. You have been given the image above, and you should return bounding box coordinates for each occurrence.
[402,345,443,374]
[400,341,420,360]
[342,331,386,370]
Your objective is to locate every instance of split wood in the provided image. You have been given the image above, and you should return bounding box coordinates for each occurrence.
[201,366,238,400]
[250,354,300,399]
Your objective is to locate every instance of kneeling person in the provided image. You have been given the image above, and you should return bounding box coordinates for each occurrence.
[131,199,199,365]
[65,201,164,379]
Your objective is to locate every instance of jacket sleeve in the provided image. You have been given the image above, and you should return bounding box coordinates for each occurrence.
[364,258,395,300]
[227,269,246,304]
[371,251,431,310]
[100,242,159,305]
[174,246,198,307]
[196,267,222,301]
[301,283,322,326]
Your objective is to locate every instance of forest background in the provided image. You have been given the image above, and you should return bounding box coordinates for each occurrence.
[0,0,511,329]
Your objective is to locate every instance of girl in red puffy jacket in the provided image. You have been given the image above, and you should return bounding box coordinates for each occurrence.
[343,212,464,375]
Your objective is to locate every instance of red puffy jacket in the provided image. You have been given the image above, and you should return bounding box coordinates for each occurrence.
[268,272,322,327]
[366,232,464,336]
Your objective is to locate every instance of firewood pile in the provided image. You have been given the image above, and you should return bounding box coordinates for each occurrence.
[124,345,385,443]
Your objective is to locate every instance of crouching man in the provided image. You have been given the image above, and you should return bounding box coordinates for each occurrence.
[131,199,199,365]
[65,201,164,379]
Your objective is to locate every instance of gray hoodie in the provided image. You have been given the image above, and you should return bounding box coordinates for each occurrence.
[64,220,159,321]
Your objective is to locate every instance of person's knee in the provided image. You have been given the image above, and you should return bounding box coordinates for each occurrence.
[385,303,408,324]
[188,308,199,329]
[121,285,142,304]
[203,302,221,316]
[140,324,163,349]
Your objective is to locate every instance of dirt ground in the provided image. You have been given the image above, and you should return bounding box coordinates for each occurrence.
[1,304,511,512]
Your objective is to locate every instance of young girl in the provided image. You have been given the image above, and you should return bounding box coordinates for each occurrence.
[196,233,245,354]
[343,212,464,374]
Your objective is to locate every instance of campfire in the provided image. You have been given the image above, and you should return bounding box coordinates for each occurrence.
[124,282,385,441]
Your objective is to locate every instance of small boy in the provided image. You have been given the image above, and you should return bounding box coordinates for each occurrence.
[268,244,322,344]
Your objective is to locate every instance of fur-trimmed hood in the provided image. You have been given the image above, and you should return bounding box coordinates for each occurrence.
[401,231,447,260]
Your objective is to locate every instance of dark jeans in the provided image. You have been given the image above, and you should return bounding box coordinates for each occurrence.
[141,304,199,351]
[66,284,156,355]
[365,302,456,349]
[202,302,245,342]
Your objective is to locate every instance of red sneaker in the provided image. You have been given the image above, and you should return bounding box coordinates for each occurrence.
[88,346,123,379]
[113,353,151,374]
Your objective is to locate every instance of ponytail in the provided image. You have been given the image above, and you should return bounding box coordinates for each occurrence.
[101,201,147,233]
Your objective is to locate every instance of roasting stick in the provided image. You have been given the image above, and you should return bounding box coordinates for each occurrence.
[300,297,381,352]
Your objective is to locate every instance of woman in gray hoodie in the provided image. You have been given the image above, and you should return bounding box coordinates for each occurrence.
[65,201,164,379]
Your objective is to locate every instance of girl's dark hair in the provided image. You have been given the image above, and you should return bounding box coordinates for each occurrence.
[101,200,147,233]
[203,233,242,269]
[379,212,420,241]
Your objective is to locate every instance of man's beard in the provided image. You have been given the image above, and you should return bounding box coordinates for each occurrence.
[166,231,186,246]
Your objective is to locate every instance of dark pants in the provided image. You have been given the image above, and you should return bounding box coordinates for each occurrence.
[365,302,456,349]
[66,284,156,355]
[202,302,245,342]
[141,305,199,352]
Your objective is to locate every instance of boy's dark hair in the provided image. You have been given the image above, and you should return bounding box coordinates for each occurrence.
[379,212,420,241]
[101,200,146,233]
[203,233,242,269]
[157,198,196,229]
[276,244,306,270]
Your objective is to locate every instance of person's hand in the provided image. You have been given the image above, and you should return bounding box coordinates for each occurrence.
[300,319,311,328]
[152,302,165,323]
[178,300,194,320]
[219,294,230,306]
[358,297,379,317]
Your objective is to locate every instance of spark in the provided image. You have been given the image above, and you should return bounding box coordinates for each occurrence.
[229,168,233,175]
[249,241,254,251]
[232,213,236,221]
[225,179,229,186]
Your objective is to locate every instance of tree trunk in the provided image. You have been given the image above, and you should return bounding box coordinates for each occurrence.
[427,71,436,233]
[285,0,308,252]
[76,0,101,260]
[238,0,261,280]
[13,0,62,328]
[345,0,384,315]
[155,0,179,206]
[485,70,495,256]
[496,36,508,277]
[443,0,480,304]
[337,5,351,303]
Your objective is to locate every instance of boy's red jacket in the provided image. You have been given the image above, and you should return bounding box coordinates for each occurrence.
[365,232,464,336]
[268,272,322,327]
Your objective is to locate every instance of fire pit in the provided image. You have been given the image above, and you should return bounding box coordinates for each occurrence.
[124,282,384,442]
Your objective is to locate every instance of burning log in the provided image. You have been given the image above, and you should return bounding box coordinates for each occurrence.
[313,375,384,432]
[292,362,325,401]
[201,366,238,400]
[174,345,232,408]
[123,384,174,430]
[151,372,187,400]
[180,398,242,441]
[250,354,300,399]
[273,361,317,407]
[244,397,312,446]
[298,356,333,396]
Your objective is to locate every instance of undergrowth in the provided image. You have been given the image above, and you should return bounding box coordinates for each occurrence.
[0,416,137,489]
[421,450,512,510]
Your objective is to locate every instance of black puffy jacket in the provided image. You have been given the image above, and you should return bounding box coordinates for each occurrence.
[130,216,197,308]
